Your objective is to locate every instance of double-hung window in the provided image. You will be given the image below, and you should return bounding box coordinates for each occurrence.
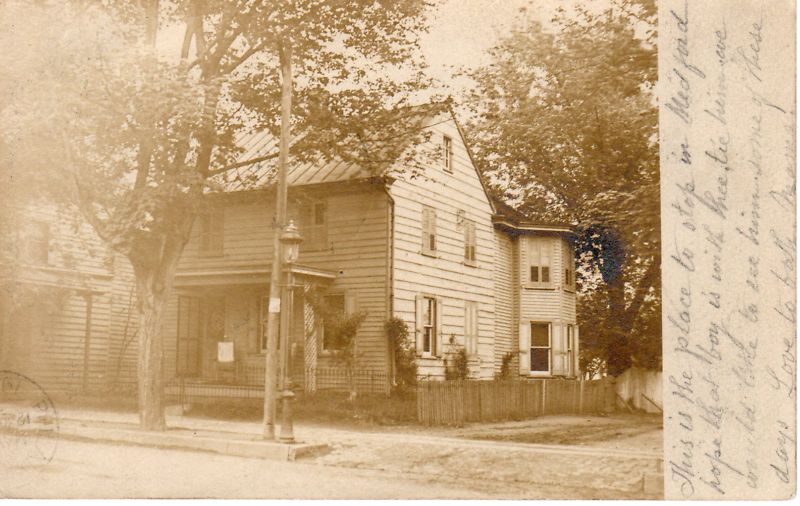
[199,210,224,256]
[421,296,436,355]
[421,206,437,256]
[463,219,477,265]
[300,200,328,251]
[530,322,551,373]
[464,301,478,355]
[563,242,576,291]
[442,135,453,172]
[528,238,552,288]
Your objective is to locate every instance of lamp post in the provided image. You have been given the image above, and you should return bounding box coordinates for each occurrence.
[278,220,302,443]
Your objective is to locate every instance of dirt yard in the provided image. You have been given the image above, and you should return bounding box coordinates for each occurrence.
[443,413,663,453]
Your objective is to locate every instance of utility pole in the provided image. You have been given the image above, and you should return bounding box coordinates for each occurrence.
[263,37,293,440]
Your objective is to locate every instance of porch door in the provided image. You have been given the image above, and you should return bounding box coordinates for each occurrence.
[177,296,201,377]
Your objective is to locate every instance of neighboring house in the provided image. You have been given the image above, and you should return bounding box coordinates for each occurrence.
[161,104,579,397]
[0,204,136,393]
[0,105,579,398]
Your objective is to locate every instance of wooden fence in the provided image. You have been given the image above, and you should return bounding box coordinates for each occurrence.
[416,378,614,425]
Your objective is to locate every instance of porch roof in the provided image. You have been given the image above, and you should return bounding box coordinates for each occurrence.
[173,263,336,288]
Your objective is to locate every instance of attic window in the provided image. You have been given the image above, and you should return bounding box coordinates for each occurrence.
[442,135,453,172]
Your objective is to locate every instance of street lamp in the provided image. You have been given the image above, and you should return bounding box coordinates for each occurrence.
[278,220,303,443]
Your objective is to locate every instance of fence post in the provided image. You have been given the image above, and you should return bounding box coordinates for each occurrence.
[579,379,585,414]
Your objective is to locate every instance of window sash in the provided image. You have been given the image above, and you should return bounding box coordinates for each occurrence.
[422,297,435,354]
[464,220,477,263]
[199,211,224,255]
[443,135,453,172]
[529,322,551,373]
[422,206,437,254]
[528,238,552,286]
[300,200,327,251]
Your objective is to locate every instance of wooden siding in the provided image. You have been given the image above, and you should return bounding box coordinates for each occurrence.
[389,114,496,379]
[1,204,123,392]
[493,230,515,374]
[168,184,390,374]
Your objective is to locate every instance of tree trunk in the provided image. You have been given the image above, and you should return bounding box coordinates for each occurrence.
[135,273,166,431]
[132,231,190,431]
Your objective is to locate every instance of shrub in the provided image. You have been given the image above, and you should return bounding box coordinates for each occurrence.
[385,316,417,396]
[445,335,469,380]
[495,351,518,379]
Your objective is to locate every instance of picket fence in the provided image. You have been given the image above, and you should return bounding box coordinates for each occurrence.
[416,378,614,425]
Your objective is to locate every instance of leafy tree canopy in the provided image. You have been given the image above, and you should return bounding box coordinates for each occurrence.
[460,0,660,375]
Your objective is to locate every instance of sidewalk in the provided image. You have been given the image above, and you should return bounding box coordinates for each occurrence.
[2,402,664,498]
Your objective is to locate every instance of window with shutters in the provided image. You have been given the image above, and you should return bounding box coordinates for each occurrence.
[527,237,552,288]
[199,210,224,256]
[321,293,346,352]
[463,219,477,266]
[299,200,328,251]
[421,296,436,356]
[530,322,551,373]
[563,242,576,291]
[566,324,575,376]
[442,134,453,172]
[19,221,50,265]
[464,301,478,355]
[421,206,437,256]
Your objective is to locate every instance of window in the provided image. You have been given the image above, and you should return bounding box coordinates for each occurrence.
[464,301,478,355]
[566,324,575,376]
[421,206,437,256]
[530,322,551,373]
[563,242,576,291]
[442,135,453,172]
[463,220,477,265]
[300,200,328,251]
[421,296,436,355]
[321,293,346,352]
[259,294,280,352]
[528,238,552,287]
[19,221,49,265]
[199,210,224,256]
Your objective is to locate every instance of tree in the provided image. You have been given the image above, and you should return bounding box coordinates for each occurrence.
[461,0,659,376]
[1,0,434,429]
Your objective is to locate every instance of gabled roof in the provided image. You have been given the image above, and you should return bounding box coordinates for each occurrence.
[217,103,442,192]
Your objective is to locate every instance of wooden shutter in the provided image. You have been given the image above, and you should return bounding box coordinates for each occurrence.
[518,322,530,375]
[551,323,565,376]
[421,207,430,253]
[414,295,424,356]
[464,302,478,355]
[434,297,444,357]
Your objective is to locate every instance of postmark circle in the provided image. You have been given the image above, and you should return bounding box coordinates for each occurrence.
[0,370,60,466]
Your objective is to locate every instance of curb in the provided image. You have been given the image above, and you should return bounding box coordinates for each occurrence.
[3,424,330,462]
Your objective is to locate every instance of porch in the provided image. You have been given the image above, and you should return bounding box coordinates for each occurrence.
[165,263,390,401]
